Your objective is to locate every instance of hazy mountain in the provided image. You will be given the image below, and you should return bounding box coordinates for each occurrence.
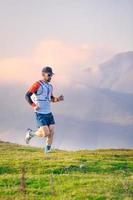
[88,51,133,94]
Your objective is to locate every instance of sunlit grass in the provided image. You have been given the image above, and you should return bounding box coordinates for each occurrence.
[0,141,133,200]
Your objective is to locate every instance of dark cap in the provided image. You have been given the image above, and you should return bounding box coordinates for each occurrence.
[42,66,54,74]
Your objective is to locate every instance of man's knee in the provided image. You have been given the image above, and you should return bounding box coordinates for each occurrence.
[41,126,50,137]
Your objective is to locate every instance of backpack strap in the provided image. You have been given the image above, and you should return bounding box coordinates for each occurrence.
[38,80,44,86]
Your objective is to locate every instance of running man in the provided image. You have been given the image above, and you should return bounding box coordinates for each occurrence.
[25,66,64,153]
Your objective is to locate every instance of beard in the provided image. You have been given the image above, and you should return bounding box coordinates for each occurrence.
[47,78,51,82]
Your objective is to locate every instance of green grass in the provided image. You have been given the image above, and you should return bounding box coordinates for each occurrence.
[0,141,133,200]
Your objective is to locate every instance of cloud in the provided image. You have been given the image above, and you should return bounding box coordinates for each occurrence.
[0,39,115,88]
[33,40,92,87]
[0,57,36,84]
[33,40,115,87]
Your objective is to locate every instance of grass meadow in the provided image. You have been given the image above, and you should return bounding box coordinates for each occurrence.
[0,141,133,200]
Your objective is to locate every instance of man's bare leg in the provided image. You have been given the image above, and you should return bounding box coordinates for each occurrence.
[46,124,55,146]
[25,126,51,144]
[25,124,55,154]
[35,126,50,137]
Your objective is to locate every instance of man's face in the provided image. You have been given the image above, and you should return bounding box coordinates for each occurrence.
[42,72,53,82]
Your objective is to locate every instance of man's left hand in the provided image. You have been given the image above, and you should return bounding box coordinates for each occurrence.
[58,95,64,101]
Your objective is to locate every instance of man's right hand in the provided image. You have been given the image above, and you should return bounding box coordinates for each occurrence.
[34,105,40,111]
[32,103,40,111]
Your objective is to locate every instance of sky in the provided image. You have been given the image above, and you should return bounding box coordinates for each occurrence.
[0,0,133,149]
[0,0,133,59]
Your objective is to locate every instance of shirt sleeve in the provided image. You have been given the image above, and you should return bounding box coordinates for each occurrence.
[25,81,41,107]
[27,81,41,93]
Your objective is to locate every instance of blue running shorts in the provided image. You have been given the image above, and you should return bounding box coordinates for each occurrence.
[35,112,55,128]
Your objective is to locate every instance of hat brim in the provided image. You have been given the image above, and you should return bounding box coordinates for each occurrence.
[42,71,55,75]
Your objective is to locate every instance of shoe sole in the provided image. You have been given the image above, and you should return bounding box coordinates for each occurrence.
[25,132,30,144]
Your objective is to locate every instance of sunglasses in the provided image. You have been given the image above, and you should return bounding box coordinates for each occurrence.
[47,73,53,77]
[42,72,53,77]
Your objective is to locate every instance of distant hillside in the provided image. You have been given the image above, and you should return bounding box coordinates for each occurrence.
[100,52,133,94]
[0,141,133,199]
[87,51,133,94]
